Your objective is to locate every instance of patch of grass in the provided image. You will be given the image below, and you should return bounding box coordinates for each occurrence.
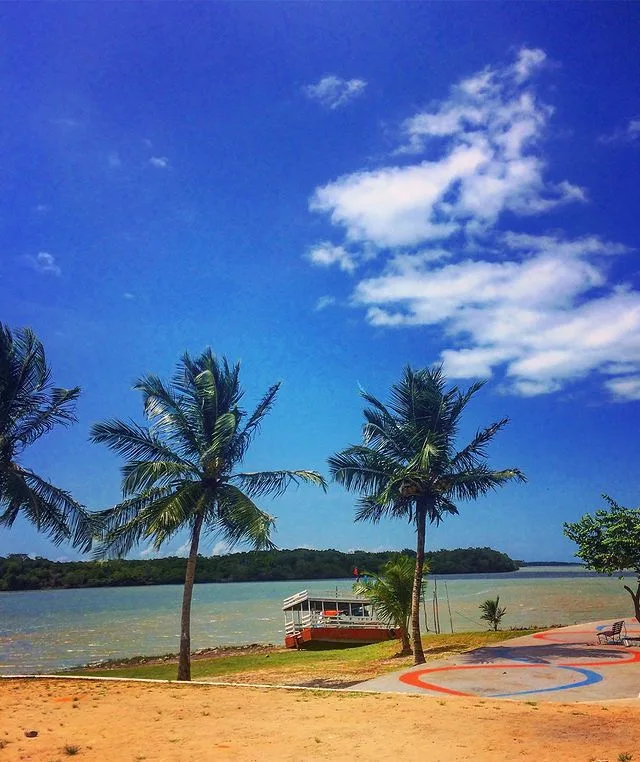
[63,745,80,756]
[61,630,540,685]
[618,754,633,762]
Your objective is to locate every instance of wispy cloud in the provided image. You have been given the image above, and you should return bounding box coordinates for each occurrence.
[305,48,640,400]
[598,118,640,145]
[108,151,122,169]
[314,295,337,312]
[174,540,190,557]
[304,75,367,110]
[307,242,358,273]
[149,156,169,169]
[51,117,81,129]
[23,251,62,276]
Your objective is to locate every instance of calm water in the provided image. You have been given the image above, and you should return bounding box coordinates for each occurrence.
[0,566,634,674]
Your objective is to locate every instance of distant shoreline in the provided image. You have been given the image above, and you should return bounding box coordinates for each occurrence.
[0,546,520,591]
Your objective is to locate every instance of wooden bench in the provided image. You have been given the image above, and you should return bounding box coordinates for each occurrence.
[597,620,627,645]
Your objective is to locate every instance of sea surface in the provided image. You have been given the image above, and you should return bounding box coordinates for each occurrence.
[0,566,635,674]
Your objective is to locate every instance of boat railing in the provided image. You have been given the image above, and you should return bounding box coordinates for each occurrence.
[286,611,383,635]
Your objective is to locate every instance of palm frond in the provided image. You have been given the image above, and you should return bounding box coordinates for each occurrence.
[229,469,327,499]
[232,383,281,461]
[444,467,527,501]
[95,483,204,558]
[354,493,412,524]
[135,373,202,458]
[199,411,239,470]
[215,483,276,550]
[328,445,400,495]
[360,395,414,462]
[121,460,199,497]
[354,555,423,629]
[12,386,81,448]
[1,465,96,551]
[446,380,485,432]
[449,418,510,472]
[90,419,192,466]
[94,486,176,534]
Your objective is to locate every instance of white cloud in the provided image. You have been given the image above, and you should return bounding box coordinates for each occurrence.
[314,295,336,312]
[310,50,583,251]
[605,376,640,401]
[304,75,367,110]
[108,151,122,169]
[307,242,358,273]
[23,251,62,276]
[149,156,169,169]
[210,540,230,556]
[305,48,640,400]
[123,292,135,300]
[599,118,640,145]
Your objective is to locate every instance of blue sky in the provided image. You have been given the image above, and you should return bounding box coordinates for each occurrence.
[2,2,639,563]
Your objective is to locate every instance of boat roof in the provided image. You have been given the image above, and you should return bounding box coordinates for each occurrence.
[282,589,369,610]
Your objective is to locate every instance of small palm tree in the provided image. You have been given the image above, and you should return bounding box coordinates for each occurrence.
[354,554,424,656]
[0,323,93,550]
[480,596,507,631]
[329,365,525,664]
[91,349,326,681]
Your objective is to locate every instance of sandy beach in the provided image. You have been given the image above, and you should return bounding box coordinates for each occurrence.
[1,677,639,761]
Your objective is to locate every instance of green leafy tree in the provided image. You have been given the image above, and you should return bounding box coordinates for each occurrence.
[91,349,326,680]
[0,323,93,550]
[564,495,640,621]
[354,554,424,655]
[328,365,526,664]
[479,595,507,631]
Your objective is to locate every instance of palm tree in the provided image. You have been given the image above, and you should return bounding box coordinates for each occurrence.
[91,349,327,681]
[0,323,93,550]
[353,554,424,656]
[479,595,507,631]
[328,365,525,664]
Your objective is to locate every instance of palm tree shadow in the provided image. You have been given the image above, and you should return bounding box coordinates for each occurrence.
[462,643,628,665]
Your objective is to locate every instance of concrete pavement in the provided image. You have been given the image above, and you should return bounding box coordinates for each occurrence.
[351,618,640,701]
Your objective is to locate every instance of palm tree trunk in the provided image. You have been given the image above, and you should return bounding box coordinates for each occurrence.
[399,626,412,656]
[177,511,204,681]
[411,503,427,664]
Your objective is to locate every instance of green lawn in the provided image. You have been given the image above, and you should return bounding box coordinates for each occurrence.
[62,629,539,686]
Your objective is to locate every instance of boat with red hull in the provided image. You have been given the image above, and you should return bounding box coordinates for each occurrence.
[283,589,397,649]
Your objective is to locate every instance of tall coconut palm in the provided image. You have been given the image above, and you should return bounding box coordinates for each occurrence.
[353,554,424,656]
[0,323,93,550]
[328,365,525,664]
[91,349,326,681]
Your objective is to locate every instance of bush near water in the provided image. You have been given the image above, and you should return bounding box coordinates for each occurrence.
[0,547,517,590]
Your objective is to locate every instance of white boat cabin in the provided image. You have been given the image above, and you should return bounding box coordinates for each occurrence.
[282,589,381,638]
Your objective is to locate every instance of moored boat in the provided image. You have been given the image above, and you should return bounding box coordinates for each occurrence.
[282,588,398,648]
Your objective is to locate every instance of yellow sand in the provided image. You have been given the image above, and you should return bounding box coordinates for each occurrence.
[1,678,639,761]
